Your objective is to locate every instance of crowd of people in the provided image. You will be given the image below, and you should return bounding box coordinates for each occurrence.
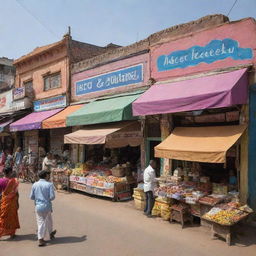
[0,146,65,246]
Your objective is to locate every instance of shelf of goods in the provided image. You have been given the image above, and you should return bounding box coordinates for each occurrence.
[133,185,173,221]
[154,179,237,222]
[52,167,71,190]
[69,164,132,201]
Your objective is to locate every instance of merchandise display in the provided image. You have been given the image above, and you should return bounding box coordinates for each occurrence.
[203,202,251,225]
[70,162,134,200]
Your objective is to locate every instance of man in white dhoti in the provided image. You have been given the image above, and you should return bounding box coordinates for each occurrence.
[30,170,56,247]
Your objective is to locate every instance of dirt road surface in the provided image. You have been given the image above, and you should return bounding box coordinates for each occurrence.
[1,183,255,256]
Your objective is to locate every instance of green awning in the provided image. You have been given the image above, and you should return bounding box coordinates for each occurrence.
[66,93,141,126]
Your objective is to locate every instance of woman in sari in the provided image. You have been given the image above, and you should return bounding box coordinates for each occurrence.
[0,167,20,239]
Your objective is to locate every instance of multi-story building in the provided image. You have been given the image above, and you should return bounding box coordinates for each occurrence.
[10,33,117,159]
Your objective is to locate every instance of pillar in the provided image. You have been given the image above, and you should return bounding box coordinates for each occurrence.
[160,114,171,176]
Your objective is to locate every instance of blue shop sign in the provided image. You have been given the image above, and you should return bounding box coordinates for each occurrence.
[157,38,253,72]
[75,64,143,96]
[34,95,67,112]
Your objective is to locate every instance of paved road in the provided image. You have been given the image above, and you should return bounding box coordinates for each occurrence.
[1,183,256,256]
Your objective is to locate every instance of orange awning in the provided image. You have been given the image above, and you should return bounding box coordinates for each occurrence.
[42,105,83,129]
[155,125,247,163]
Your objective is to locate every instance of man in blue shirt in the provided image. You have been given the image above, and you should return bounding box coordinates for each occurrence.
[30,170,56,247]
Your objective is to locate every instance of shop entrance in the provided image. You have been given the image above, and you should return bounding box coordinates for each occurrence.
[146,137,162,177]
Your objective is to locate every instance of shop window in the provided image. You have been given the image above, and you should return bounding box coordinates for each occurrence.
[44,72,61,91]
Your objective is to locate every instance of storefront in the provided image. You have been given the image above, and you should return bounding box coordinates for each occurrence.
[63,51,150,199]
[131,17,256,244]
[9,101,64,167]
[0,88,32,153]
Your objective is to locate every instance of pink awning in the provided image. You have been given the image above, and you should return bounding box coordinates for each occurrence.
[132,69,248,116]
[10,108,63,132]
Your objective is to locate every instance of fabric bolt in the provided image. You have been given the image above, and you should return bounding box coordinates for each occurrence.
[42,105,83,129]
[155,125,247,163]
[10,108,63,132]
[30,179,55,212]
[66,93,141,126]
[132,68,248,116]
[36,211,53,240]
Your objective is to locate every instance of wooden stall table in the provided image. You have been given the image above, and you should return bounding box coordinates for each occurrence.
[170,204,193,228]
[202,213,249,245]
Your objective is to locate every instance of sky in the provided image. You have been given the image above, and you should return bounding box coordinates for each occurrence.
[0,0,255,60]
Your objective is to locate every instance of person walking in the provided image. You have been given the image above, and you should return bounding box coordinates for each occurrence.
[13,147,23,178]
[30,170,56,247]
[143,160,158,217]
[0,167,20,239]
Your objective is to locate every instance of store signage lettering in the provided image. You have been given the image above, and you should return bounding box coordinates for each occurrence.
[13,87,25,100]
[157,38,253,72]
[34,95,67,112]
[75,64,143,96]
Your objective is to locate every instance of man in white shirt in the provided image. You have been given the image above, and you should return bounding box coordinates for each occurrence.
[42,153,54,172]
[143,160,157,217]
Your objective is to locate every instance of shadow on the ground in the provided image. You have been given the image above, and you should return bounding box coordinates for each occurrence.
[4,234,37,241]
[49,235,87,245]
[232,224,256,247]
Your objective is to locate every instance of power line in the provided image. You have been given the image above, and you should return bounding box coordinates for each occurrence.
[227,0,238,17]
[15,0,59,39]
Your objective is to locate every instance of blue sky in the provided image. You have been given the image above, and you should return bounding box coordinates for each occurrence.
[0,0,255,59]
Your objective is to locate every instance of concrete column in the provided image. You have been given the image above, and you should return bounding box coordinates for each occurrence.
[160,114,171,176]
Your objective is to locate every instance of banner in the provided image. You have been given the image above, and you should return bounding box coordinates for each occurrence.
[13,87,25,100]
[0,90,13,113]
[33,95,67,112]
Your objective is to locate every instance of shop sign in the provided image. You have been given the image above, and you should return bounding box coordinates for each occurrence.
[75,64,143,96]
[157,38,253,72]
[13,87,25,100]
[33,95,67,112]
[11,97,32,111]
[107,131,143,140]
[0,90,13,113]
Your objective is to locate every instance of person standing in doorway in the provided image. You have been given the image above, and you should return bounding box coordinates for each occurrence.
[30,170,56,247]
[143,160,158,217]
[42,153,54,172]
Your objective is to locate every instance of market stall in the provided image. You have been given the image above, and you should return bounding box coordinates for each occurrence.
[141,124,254,244]
[64,121,142,201]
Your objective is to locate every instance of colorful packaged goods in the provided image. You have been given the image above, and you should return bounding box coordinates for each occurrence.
[203,203,250,225]
[212,183,228,195]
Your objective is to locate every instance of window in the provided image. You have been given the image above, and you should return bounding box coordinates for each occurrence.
[23,79,33,88]
[23,79,34,99]
[44,72,61,91]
